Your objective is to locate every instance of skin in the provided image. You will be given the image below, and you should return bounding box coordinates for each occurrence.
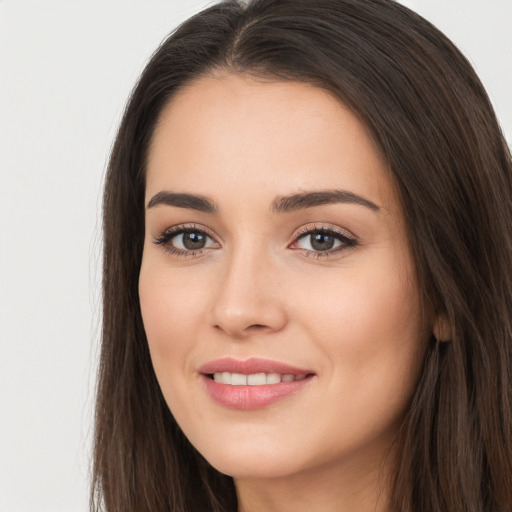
[139,73,433,512]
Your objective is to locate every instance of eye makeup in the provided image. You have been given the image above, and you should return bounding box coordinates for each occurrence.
[289,223,358,259]
[152,223,220,258]
[152,221,359,260]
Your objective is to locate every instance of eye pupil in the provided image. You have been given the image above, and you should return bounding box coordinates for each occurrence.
[183,231,206,250]
[311,232,335,251]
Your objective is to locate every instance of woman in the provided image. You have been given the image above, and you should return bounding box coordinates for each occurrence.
[92,0,512,511]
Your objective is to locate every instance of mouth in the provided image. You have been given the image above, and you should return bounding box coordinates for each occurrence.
[199,358,316,410]
[205,371,311,385]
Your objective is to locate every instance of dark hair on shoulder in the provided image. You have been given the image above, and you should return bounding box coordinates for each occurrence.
[92,1,512,511]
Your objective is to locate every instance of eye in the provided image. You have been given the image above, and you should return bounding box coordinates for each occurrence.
[153,225,219,256]
[290,225,357,257]
[172,230,216,251]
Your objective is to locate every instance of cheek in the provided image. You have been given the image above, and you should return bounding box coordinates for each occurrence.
[298,256,420,335]
[293,251,426,398]
[284,262,426,459]
[138,256,208,373]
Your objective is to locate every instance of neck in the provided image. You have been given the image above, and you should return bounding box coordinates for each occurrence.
[235,447,393,512]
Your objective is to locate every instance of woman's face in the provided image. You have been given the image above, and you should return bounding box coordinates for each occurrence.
[139,74,430,481]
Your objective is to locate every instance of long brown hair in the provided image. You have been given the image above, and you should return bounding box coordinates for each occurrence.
[92,1,512,510]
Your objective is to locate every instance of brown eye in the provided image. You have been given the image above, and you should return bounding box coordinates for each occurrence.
[153,226,220,255]
[309,233,336,251]
[169,229,219,252]
[295,230,343,252]
[180,231,208,250]
[291,227,358,256]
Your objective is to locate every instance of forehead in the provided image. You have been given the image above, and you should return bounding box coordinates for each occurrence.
[145,73,397,214]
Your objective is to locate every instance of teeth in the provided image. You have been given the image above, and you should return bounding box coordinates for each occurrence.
[266,373,281,384]
[247,373,267,385]
[231,373,247,386]
[212,372,307,385]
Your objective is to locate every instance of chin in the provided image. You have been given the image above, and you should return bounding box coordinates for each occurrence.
[193,434,309,480]
[207,453,305,480]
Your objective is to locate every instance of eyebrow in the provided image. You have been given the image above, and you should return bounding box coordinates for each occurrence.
[147,191,218,213]
[147,188,380,214]
[271,189,380,213]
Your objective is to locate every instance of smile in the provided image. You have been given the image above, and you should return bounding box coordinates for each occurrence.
[211,372,308,385]
[199,358,316,410]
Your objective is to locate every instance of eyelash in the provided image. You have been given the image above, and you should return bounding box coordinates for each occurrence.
[152,223,358,259]
[152,224,217,258]
[291,224,358,259]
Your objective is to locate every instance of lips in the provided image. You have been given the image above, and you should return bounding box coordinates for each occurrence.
[199,357,316,410]
[212,371,308,385]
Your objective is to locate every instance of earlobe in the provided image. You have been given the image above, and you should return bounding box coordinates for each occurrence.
[433,315,451,342]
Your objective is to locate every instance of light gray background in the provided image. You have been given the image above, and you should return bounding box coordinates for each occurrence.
[0,1,510,511]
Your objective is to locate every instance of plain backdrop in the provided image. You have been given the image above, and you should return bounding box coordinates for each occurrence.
[0,1,510,511]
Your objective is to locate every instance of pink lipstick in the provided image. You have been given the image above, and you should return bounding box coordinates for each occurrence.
[199,357,316,410]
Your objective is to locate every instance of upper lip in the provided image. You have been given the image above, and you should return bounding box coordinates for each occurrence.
[198,357,314,376]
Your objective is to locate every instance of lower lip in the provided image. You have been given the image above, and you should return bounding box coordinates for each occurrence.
[202,374,315,410]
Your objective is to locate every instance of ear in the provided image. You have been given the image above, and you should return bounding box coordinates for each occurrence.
[433,314,451,342]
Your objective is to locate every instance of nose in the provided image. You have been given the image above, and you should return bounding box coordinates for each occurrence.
[209,245,288,339]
